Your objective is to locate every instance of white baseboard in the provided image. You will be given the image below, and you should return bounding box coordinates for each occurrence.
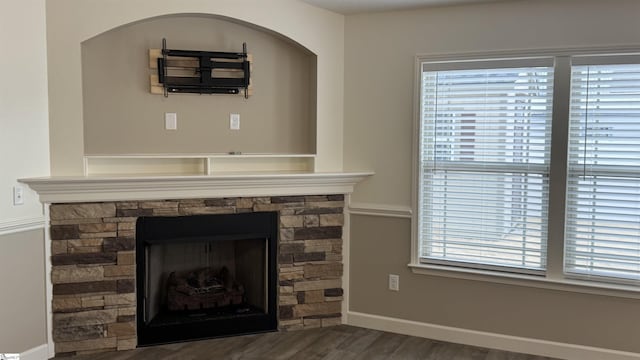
[346,311,640,360]
[0,216,45,236]
[20,344,48,360]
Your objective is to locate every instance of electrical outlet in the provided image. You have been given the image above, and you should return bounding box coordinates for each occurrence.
[13,186,24,205]
[165,113,177,130]
[230,113,240,130]
[388,274,399,291]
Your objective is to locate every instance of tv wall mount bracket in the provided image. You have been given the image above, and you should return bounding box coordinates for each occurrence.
[156,38,251,98]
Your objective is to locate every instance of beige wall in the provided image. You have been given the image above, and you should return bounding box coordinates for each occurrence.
[47,0,344,175]
[344,0,640,206]
[0,0,49,352]
[344,0,640,354]
[0,0,49,223]
[82,15,316,155]
[0,230,47,352]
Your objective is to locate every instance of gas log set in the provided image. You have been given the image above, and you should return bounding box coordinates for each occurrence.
[166,266,244,311]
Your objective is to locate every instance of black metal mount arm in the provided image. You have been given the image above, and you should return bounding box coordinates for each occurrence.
[158,38,251,98]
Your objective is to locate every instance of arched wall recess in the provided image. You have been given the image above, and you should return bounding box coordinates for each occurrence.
[46,0,344,175]
[82,14,317,163]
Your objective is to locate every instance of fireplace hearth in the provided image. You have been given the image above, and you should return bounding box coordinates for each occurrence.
[136,212,278,345]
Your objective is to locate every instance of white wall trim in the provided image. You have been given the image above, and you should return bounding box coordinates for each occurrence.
[0,216,45,236]
[43,205,54,359]
[410,263,640,300]
[20,344,48,360]
[347,311,640,360]
[20,172,373,203]
[349,202,412,218]
[341,194,352,324]
[415,44,640,63]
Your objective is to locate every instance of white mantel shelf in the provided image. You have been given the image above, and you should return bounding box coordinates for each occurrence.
[20,171,374,203]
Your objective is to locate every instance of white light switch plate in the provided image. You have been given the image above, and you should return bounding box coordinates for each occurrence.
[165,113,177,130]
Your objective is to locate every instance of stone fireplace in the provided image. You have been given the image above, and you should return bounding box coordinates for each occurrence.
[21,172,370,357]
[48,194,345,356]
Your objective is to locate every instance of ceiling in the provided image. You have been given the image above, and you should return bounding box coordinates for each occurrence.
[301,0,509,14]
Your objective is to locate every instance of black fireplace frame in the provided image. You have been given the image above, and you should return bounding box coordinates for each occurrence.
[135,211,278,346]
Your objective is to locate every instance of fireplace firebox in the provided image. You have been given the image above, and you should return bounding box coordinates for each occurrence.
[135,212,278,346]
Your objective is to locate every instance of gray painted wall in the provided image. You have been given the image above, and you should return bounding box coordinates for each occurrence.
[349,215,640,352]
[0,230,46,352]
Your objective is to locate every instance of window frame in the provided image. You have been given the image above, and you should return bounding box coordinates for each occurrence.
[419,57,555,275]
[565,54,640,285]
[410,47,640,298]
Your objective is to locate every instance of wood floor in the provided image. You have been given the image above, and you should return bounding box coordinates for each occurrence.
[65,326,560,360]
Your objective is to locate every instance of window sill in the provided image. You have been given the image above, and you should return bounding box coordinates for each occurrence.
[409,262,640,299]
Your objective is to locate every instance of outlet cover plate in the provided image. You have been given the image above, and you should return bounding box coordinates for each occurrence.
[389,274,399,291]
[165,113,177,130]
[13,186,24,205]
[230,113,240,130]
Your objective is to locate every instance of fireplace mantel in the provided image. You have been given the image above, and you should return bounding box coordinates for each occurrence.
[20,171,373,203]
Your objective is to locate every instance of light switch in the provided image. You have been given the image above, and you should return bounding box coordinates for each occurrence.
[165,113,177,130]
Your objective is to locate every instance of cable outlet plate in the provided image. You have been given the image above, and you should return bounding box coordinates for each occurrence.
[13,186,24,205]
[165,113,177,130]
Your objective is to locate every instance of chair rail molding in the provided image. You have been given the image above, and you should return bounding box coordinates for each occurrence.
[0,216,45,236]
[349,202,412,218]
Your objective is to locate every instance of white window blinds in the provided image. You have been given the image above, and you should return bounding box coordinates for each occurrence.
[419,59,554,273]
[566,60,640,282]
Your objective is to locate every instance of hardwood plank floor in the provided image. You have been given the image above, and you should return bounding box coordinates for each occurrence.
[63,326,560,360]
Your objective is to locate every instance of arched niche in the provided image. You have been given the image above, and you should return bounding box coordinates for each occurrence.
[81,13,318,156]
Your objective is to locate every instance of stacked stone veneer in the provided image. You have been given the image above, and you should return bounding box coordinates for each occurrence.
[49,195,345,356]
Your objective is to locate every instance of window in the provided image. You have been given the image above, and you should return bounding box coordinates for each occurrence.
[417,52,640,286]
[566,57,640,282]
[420,59,554,274]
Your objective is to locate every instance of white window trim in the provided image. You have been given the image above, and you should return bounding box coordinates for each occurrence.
[410,46,640,299]
[408,262,640,299]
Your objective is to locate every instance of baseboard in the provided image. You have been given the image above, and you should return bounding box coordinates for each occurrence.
[0,216,45,236]
[346,311,640,360]
[20,344,48,360]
